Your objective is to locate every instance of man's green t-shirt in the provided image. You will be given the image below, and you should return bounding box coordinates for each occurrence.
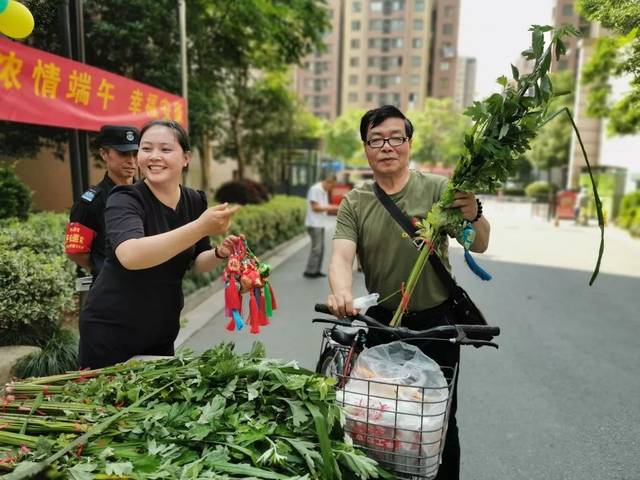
[334,171,452,312]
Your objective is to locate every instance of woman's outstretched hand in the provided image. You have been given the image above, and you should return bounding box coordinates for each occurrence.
[198,203,240,237]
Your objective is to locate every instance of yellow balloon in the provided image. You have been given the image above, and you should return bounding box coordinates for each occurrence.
[0,1,35,39]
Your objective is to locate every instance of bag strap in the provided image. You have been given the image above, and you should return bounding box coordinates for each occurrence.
[372,181,460,295]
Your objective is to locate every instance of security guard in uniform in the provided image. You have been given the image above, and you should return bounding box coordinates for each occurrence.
[65,125,139,285]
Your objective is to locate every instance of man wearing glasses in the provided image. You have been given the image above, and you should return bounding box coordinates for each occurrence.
[327,105,490,480]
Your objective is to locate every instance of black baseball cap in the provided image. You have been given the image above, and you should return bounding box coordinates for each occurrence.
[97,125,140,152]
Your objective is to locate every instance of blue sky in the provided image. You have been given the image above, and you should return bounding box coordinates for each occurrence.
[458,0,554,100]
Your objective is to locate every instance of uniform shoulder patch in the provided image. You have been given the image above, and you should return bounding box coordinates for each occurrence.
[81,188,97,203]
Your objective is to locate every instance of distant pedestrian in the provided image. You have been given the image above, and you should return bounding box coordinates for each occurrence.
[303,175,338,278]
[574,186,589,225]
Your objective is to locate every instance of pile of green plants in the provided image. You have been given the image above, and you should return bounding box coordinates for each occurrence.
[183,195,306,295]
[0,343,388,479]
[617,190,640,237]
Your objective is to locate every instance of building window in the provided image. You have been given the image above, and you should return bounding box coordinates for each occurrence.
[352,20,361,31]
[562,4,573,16]
[410,74,421,85]
[412,56,421,68]
[351,39,360,48]
[415,0,425,11]
[443,23,453,35]
[444,5,454,17]
[409,92,417,103]
[413,19,423,30]
[352,1,362,12]
[369,19,383,31]
[440,77,450,91]
[348,92,358,102]
[442,43,455,58]
[366,92,374,102]
[392,37,404,48]
[392,0,405,11]
[349,75,359,85]
[412,38,423,48]
[350,57,359,67]
[391,19,404,31]
[441,62,450,71]
[370,1,382,12]
[392,93,401,106]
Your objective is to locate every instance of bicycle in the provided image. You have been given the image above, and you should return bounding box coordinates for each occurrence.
[313,303,500,480]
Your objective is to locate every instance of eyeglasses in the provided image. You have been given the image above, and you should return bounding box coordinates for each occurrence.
[365,136,408,148]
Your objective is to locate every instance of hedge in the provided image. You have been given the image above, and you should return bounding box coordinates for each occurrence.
[525,181,559,201]
[617,190,640,237]
[0,196,307,343]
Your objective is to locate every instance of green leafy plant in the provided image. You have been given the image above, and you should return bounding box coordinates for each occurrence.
[617,190,640,236]
[0,250,75,346]
[525,180,559,201]
[12,329,78,379]
[391,25,605,326]
[0,167,32,220]
[1,343,389,479]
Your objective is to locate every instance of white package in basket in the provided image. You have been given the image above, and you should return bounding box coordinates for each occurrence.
[337,341,448,477]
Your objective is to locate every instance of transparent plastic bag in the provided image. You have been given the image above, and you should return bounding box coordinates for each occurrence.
[337,341,449,477]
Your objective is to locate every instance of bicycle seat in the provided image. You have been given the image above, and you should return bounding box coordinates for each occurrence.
[330,326,360,345]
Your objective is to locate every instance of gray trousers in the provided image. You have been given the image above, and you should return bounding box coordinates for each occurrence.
[305,226,325,274]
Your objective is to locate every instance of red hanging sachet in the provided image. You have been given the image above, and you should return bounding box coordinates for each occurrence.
[222,238,277,334]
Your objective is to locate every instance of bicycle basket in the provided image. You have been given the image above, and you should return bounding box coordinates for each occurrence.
[335,364,457,480]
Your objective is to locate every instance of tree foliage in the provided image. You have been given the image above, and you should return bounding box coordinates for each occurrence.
[323,109,366,166]
[409,98,469,167]
[1,0,329,189]
[578,0,640,134]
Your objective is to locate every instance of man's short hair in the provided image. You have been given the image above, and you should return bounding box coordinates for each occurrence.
[321,173,337,182]
[359,105,413,142]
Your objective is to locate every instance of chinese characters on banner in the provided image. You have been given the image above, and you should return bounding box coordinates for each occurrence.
[0,37,187,131]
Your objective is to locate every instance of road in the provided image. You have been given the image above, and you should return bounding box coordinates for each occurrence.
[184,199,640,480]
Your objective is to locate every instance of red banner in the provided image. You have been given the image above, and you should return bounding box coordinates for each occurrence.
[0,37,187,132]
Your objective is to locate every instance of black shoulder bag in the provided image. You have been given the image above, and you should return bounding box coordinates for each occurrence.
[372,182,492,340]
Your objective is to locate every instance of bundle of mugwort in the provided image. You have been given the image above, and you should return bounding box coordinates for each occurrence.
[390,25,605,327]
[0,343,389,479]
[223,238,278,334]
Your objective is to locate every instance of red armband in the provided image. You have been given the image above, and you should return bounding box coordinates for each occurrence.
[64,222,97,254]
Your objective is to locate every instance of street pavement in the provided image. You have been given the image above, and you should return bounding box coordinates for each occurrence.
[183,199,640,480]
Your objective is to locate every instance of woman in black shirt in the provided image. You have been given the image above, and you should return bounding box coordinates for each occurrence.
[79,120,239,368]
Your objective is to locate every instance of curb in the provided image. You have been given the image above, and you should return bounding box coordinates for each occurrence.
[175,233,310,348]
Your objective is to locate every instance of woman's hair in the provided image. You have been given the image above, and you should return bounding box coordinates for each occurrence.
[139,120,190,152]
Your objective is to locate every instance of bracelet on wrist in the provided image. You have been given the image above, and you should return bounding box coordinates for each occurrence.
[471,199,483,223]
[214,247,228,259]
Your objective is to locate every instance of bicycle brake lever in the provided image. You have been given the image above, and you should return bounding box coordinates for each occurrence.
[460,340,499,349]
[312,318,355,328]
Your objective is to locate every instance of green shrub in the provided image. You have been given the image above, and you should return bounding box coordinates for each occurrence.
[500,187,526,196]
[182,195,306,295]
[0,166,32,219]
[617,190,640,236]
[12,328,78,378]
[525,181,558,201]
[0,211,68,257]
[0,249,75,346]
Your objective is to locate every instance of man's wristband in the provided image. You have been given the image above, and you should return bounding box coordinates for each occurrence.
[214,247,228,259]
[471,199,483,223]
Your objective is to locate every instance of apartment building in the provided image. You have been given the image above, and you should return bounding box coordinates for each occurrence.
[453,56,476,111]
[294,0,343,120]
[295,0,461,119]
[550,0,581,75]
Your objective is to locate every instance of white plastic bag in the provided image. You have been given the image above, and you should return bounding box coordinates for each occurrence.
[337,341,449,478]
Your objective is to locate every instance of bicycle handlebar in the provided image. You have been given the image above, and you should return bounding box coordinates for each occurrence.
[313,303,501,341]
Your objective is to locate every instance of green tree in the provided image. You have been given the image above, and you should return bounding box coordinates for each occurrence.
[525,71,575,173]
[324,109,366,166]
[409,98,469,167]
[578,0,640,134]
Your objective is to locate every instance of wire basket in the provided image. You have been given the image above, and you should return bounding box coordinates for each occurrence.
[333,346,457,480]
